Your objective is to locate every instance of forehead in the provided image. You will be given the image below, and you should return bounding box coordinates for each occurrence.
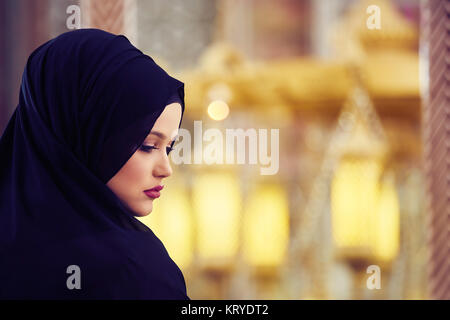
[147,103,182,140]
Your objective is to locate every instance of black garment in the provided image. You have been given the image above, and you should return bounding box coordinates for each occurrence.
[0,29,189,299]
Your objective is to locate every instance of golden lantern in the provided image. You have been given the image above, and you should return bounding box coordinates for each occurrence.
[242,182,290,273]
[331,155,384,262]
[192,171,241,271]
[331,86,400,268]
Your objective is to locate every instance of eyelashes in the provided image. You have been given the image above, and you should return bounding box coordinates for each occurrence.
[140,145,174,155]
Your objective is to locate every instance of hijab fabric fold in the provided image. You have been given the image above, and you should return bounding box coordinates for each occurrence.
[0,28,189,299]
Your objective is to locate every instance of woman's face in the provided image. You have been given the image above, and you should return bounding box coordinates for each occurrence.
[106,102,182,217]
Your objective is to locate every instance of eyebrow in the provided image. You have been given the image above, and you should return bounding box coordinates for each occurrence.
[148,131,178,142]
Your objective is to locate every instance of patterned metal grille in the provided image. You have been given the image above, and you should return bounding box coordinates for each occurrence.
[422,0,450,300]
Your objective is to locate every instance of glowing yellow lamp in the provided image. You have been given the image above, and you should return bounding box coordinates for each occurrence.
[242,183,289,268]
[331,157,400,264]
[207,100,230,121]
[331,157,383,258]
[192,172,241,266]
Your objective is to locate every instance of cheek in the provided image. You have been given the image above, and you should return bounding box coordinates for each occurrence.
[110,153,154,194]
[120,154,153,186]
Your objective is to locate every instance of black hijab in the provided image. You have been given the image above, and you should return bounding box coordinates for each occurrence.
[0,29,189,299]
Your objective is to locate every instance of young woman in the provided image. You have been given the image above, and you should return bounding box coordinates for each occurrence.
[0,28,189,299]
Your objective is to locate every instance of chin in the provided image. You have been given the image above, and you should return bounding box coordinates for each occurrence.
[132,203,153,217]
[135,210,151,217]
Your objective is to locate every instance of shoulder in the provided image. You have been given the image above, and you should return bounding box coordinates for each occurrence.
[69,229,189,299]
[0,229,188,299]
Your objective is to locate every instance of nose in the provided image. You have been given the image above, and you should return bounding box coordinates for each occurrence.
[153,150,173,178]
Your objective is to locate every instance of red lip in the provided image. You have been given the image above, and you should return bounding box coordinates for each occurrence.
[144,185,164,198]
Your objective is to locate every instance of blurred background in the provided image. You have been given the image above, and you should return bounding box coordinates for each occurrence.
[0,0,448,299]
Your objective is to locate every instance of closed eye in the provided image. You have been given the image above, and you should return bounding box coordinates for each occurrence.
[140,145,174,155]
[140,145,157,153]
